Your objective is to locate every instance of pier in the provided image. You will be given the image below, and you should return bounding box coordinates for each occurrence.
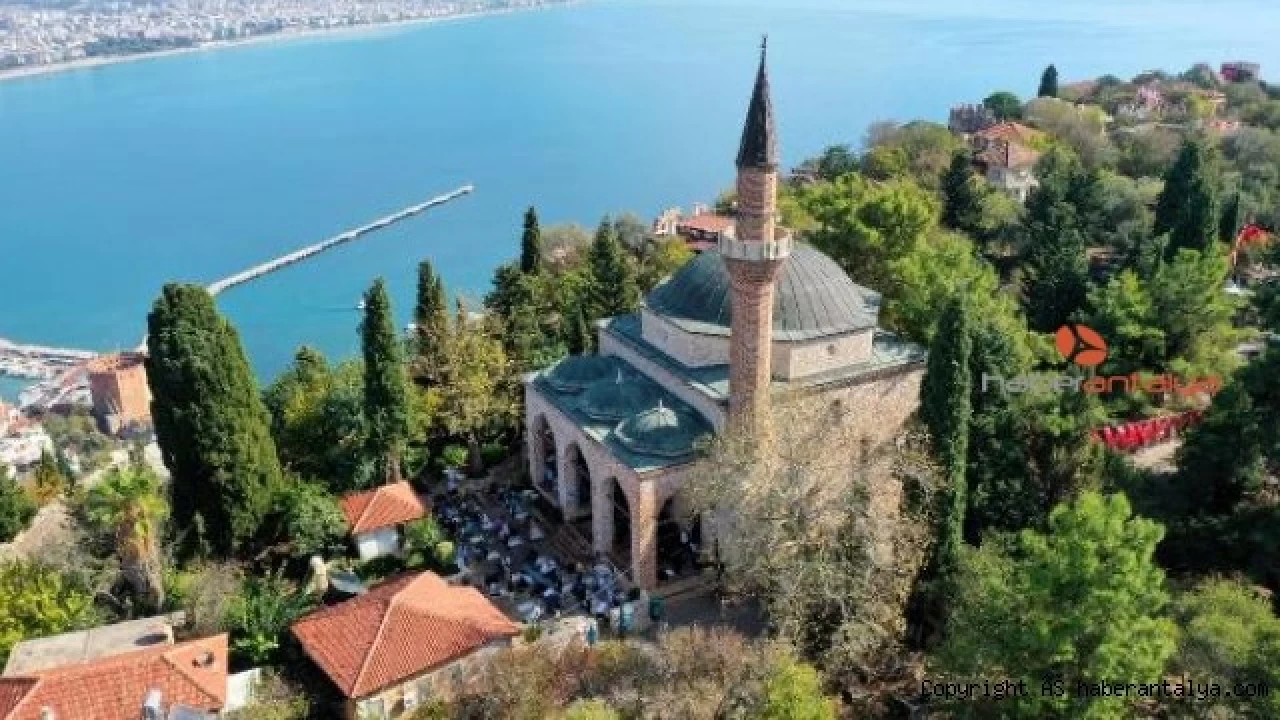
[206,184,474,297]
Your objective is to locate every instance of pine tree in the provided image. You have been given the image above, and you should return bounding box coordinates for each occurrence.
[1038,63,1059,98]
[1022,186,1090,331]
[1155,139,1220,258]
[941,150,984,236]
[413,260,449,383]
[146,283,283,559]
[587,217,639,320]
[361,278,410,483]
[520,206,543,275]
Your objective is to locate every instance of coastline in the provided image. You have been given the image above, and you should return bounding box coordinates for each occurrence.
[0,3,561,84]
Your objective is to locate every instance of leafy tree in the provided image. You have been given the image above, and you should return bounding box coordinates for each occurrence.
[277,480,345,558]
[519,206,543,275]
[938,493,1177,719]
[757,657,837,720]
[413,261,449,384]
[1155,139,1221,258]
[29,450,67,505]
[940,150,984,235]
[797,144,860,182]
[0,472,35,543]
[0,561,98,666]
[437,311,519,472]
[586,218,639,321]
[800,174,938,294]
[861,121,963,190]
[147,283,284,559]
[1170,578,1280,718]
[1038,63,1059,98]
[84,464,168,611]
[888,230,1013,343]
[611,212,653,253]
[1025,98,1113,168]
[360,278,410,482]
[983,91,1023,120]
[637,236,694,292]
[225,571,313,667]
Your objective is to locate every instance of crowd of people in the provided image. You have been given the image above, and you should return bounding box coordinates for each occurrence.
[432,472,656,634]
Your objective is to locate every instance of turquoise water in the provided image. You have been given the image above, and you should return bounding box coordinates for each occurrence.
[2,0,1279,385]
[0,376,30,403]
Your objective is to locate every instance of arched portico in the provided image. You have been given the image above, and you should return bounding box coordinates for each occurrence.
[562,443,592,520]
[530,415,559,503]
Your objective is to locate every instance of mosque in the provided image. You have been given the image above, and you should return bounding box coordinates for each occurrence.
[523,44,926,591]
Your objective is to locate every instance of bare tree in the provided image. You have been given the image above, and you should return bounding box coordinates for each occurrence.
[684,398,941,695]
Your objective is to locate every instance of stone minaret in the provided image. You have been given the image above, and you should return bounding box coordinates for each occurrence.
[722,38,792,434]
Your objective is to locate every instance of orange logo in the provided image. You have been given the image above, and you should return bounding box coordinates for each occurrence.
[1055,324,1108,367]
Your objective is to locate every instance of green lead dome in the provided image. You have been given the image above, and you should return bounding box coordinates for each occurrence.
[614,403,710,459]
[644,244,881,342]
[580,370,659,422]
[544,355,615,393]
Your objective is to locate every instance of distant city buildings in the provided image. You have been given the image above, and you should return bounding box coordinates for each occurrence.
[0,0,566,73]
[0,400,50,478]
[652,204,737,253]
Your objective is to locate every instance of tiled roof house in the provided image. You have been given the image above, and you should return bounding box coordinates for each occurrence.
[292,572,519,719]
[339,482,428,561]
[0,634,228,720]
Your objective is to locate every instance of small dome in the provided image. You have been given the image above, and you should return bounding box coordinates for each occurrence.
[544,355,614,393]
[644,244,881,342]
[580,369,658,422]
[614,402,708,459]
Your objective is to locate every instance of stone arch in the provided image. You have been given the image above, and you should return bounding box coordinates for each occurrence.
[531,415,559,502]
[610,478,632,566]
[562,443,593,520]
[656,494,702,580]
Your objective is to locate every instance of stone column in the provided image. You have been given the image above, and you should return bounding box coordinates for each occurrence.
[556,444,573,512]
[630,480,659,590]
[592,476,612,556]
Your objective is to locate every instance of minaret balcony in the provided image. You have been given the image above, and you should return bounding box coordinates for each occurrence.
[718,227,793,262]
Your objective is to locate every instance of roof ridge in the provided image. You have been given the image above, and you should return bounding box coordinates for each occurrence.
[349,589,401,696]
[159,642,224,706]
[0,677,43,720]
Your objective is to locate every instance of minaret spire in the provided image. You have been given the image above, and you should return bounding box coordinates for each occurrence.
[736,35,778,170]
[723,40,791,438]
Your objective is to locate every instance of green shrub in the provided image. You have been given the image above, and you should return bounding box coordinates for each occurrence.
[225,571,314,668]
[441,445,468,470]
[480,442,507,468]
[563,699,621,720]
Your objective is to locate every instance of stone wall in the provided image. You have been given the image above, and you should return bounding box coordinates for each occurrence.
[349,641,511,719]
[640,308,730,368]
[772,328,874,381]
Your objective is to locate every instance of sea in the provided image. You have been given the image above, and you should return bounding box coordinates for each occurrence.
[3,0,1280,401]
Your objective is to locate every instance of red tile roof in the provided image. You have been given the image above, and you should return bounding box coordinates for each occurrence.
[0,634,228,720]
[973,121,1044,145]
[978,141,1042,170]
[292,572,519,699]
[340,481,428,535]
[677,214,735,235]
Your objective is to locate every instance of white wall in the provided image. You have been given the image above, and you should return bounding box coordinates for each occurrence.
[355,527,401,561]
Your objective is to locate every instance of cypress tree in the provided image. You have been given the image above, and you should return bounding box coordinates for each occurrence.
[413,260,449,383]
[1022,187,1090,331]
[1155,139,1220,259]
[1219,191,1243,244]
[587,217,639,320]
[941,150,984,236]
[146,283,283,559]
[520,206,543,275]
[568,306,593,355]
[1038,64,1059,98]
[361,278,410,483]
[914,296,974,643]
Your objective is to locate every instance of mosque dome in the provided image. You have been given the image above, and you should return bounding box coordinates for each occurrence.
[543,355,615,393]
[643,244,881,342]
[580,369,658,422]
[613,403,709,459]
